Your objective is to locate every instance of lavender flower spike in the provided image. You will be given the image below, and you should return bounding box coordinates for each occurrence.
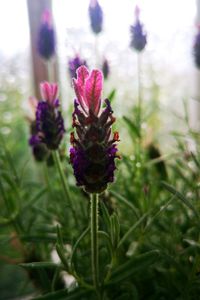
[130,5,147,52]
[29,82,65,150]
[193,24,200,69]
[38,10,56,60]
[102,58,110,79]
[89,0,103,35]
[70,66,120,194]
[68,54,87,80]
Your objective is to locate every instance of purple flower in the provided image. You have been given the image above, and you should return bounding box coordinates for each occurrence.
[130,6,147,52]
[70,66,120,194]
[89,0,103,35]
[29,120,50,162]
[102,58,110,79]
[193,25,200,69]
[68,55,87,80]
[38,10,56,60]
[29,82,65,150]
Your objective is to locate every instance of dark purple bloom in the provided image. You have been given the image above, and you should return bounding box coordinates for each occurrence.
[38,10,56,60]
[68,55,87,80]
[29,82,65,150]
[89,0,103,35]
[193,25,200,69]
[29,120,49,162]
[70,66,120,194]
[130,6,147,52]
[102,58,110,79]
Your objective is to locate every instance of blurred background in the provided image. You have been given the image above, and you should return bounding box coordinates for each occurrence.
[0,0,198,125]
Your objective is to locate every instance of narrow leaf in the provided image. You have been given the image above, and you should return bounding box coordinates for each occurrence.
[161,181,200,220]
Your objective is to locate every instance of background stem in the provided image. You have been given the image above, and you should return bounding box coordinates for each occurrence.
[53,150,78,225]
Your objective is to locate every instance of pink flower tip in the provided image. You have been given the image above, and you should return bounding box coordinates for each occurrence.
[73,66,103,115]
[42,9,52,26]
[90,0,98,8]
[40,81,58,105]
[135,5,140,19]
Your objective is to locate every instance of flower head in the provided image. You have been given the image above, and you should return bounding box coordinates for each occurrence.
[130,6,147,52]
[193,25,200,69]
[102,58,110,79]
[29,82,65,150]
[89,0,103,35]
[70,66,119,193]
[68,54,87,80]
[38,10,56,60]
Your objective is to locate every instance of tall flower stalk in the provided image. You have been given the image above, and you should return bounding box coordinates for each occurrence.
[193,24,200,69]
[89,0,103,67]
[130,5,147,135]
[38,10,56,81]
[90,193,100,296]
[29,82,78,224]
[70,66,119,296]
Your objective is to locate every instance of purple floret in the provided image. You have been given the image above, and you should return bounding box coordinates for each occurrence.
[89,0,103,35]
[130,20,147,52]
[38,23,55,60]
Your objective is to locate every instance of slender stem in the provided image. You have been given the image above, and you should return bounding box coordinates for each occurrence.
[90,193,100,298]
[53,150,78,225]
[94,35,99,68]
[47,60,54,82]
[137,53,142,133]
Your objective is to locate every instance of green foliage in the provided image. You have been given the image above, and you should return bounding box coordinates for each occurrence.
[1,59,200,300]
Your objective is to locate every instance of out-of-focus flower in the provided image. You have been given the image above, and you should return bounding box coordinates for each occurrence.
[130,6,147,52]
[70,66,120,193]
[29,82,65,150]
[68,55,87,80]
[102,58,110,79]
[38,10,56,60]
[27,97,49,162]
[193,25,200,69]
[89,0,103,35]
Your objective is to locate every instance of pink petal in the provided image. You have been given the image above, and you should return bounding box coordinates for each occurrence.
[90,0,98,8]
[29,96,38,111]
[135,5,140,20]
[85,69,103,115]
[73,66,89,112]
[42,9,52,27]
[40,81,58,105]
[76,65,90,86]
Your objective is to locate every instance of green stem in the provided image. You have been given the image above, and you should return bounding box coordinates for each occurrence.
[94,35,99,68]
[53,150,78,225]
[47,60,54,82]
[137,53,142,135]
[90,193,100,298]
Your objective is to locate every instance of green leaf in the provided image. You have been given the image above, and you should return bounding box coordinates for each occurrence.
[110,213,120,248]
[161,181,200,220]
[56,244,69,271]
[56,225,64,248]
[70,226,90,267]
[19,262,60,269]
[108,250,159,285]
[100,201,111,232]
[107,89,116,103]
[110,190,139,219]
[123,116,140,139]
[98,230,113,255]
[33,288,90,300]
[118,213,148,249]
[20,234,58,243]
[21,188,47,212]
